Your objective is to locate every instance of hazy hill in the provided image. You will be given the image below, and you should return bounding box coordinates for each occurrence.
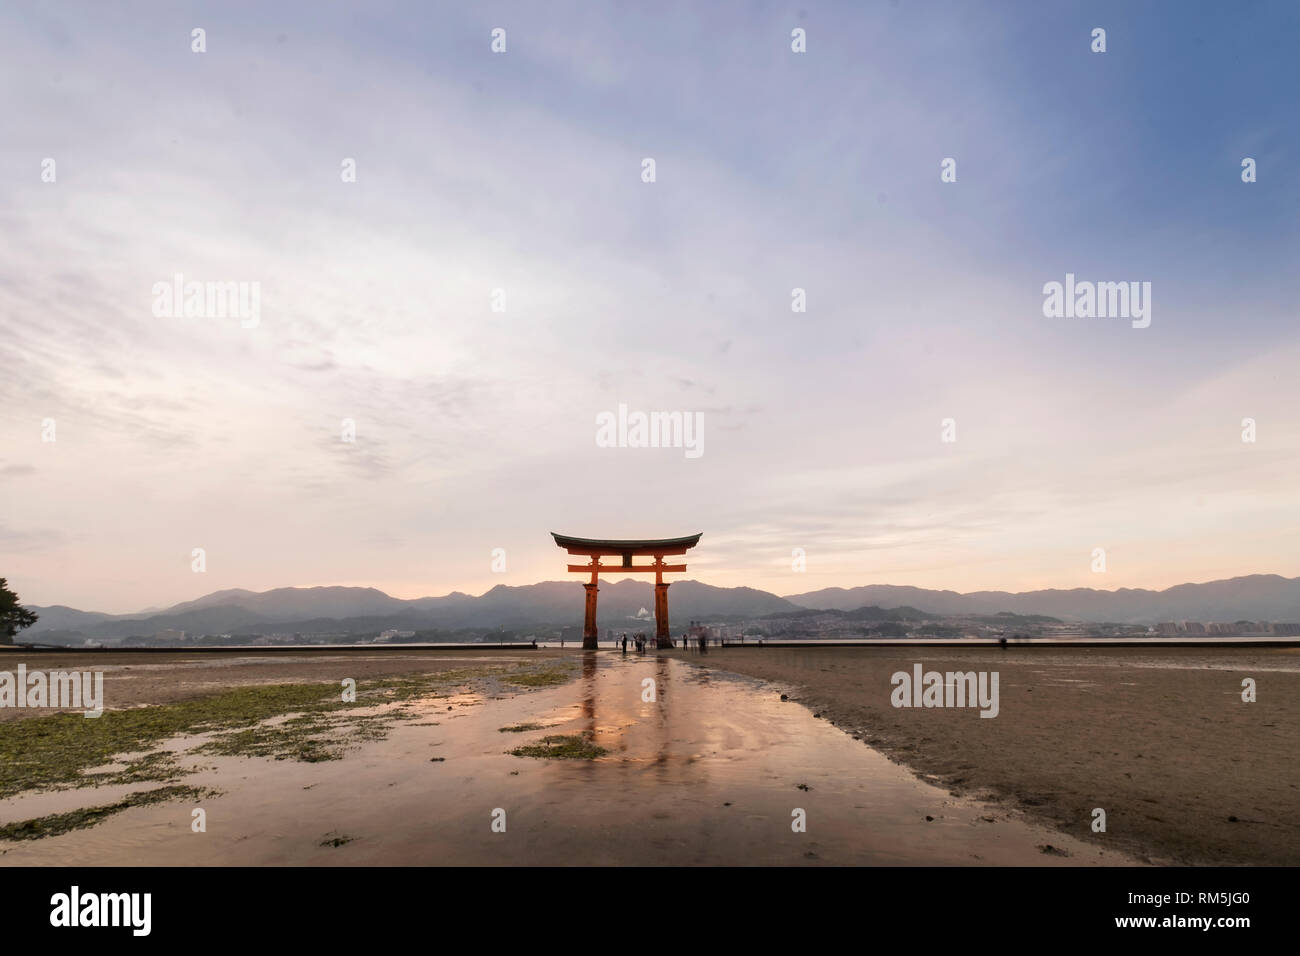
[23,580,800,640]
[163,586,409,619]
[783,574,1300,624]
[15,604,115,633]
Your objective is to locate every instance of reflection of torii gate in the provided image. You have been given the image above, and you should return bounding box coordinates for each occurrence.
[551,532,703,650]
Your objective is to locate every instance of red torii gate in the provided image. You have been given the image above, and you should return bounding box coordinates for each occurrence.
[551,532,703,650]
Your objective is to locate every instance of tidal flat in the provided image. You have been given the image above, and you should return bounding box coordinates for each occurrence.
[675,643,1300,865]
[0,647,1136,865]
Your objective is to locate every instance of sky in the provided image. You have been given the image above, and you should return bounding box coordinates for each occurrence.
[2,1,1299,613]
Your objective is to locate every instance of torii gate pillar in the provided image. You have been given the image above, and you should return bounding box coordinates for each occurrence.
[654,582,670,644]
[583,583,600,648]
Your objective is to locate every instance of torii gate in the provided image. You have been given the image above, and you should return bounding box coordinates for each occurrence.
[551,532,703,649]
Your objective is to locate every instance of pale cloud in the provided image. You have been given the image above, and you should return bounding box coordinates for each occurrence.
[1,2,1297,612]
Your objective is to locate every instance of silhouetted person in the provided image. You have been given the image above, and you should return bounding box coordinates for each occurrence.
[999,637,1008,650]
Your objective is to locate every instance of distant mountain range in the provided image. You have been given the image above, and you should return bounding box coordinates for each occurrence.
[782,574,1300,623]
[20,573,1300,642]
[23,580,797,641]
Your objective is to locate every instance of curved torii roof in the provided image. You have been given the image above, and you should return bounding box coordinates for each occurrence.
[550,532,702,556]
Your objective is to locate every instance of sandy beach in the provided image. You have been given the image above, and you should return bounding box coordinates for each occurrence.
[0,647,1131,865]
[1,644,1294,865]
[678,643,1300,865]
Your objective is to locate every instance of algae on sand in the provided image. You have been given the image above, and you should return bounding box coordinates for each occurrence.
[504,669,572,688]
[510,733,608,760]
[0,681,348,798]
[0,785,218,842]
[0,660,579,800]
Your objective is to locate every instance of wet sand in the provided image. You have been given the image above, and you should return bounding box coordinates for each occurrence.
[0,650,1122,865]
[678,644,1300,865]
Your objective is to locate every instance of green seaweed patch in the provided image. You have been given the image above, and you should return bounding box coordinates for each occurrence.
[0,785,216,842]
[196,710,396,763]
[0,660,576,799]
[72,749,190,790]
[499,723,543,733]
[504,669,572,688]
[510,733,607,760]
[0,682,344,798]
[99,750,188,787]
